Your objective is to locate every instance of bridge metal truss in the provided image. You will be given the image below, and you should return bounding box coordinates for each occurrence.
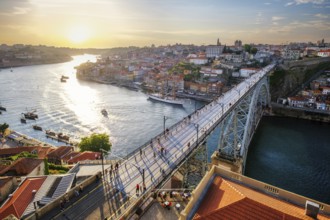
[217,75,270,173]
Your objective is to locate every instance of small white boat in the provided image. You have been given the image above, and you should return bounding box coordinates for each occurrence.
[148,94,183,106]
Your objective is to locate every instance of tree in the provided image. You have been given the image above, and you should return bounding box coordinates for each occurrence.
[78,133,111,152]
[0,123,9,134]
[244,44,251,53]
[251,47,258,55]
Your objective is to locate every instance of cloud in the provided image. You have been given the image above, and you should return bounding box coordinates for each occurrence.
[264,2,271,5]
[315,13,328,19]
[285,0,325,6]
[272,16,285,21]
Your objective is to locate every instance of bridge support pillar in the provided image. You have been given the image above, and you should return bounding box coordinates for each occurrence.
[180,143,208,189]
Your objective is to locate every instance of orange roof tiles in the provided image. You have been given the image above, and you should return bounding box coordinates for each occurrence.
[0,158,43,176]
[47,146,73,159]
[0,146,54,159]
[67,151,101,164]
[193,176,329,220]
[0,177,46,219]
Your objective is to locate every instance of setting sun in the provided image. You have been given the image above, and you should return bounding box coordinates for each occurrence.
[68,26,90,44]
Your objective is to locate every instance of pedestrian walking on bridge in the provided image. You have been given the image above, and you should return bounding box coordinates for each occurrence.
[136,184,140,195]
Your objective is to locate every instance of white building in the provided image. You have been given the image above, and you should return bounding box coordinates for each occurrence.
[317,49,330,57]
[189,57,208,65]
[206,46,224,58]
[239,68,259,77]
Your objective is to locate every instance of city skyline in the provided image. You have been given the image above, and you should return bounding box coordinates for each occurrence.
[0,0,329,48]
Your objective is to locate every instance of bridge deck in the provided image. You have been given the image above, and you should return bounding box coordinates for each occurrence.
[48,64,275,220]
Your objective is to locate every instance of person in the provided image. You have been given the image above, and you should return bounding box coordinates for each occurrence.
[143,182,146,192]
[160,147,164,156]
[136,184,140,195]
[74,190,79,197]
[60,199,65,211]
[79,184,83,193]
[64,193,69,203]
[115,163,119,172]
[109,168,112,178]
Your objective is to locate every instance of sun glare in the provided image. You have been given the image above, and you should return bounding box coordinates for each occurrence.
[68,26,90,44]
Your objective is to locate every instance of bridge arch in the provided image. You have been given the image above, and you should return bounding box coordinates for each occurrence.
[217,76,270,173]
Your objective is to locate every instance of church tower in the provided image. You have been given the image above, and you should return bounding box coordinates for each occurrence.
[217,38,221,46]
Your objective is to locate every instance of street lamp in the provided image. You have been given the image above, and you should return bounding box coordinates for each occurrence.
[100,149,108,178]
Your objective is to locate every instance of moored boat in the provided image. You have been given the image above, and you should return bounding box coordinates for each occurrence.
[0,103,6,111]
[33,125,42,131]
[148,94,184,106]
[101,109,108,117]
[23,111,38,120]
[45,130,56,136]
[20,117,26,124]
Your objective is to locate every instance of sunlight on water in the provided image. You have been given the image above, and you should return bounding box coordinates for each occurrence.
[63,79,100,125]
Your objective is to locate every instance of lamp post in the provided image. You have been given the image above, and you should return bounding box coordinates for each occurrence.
[100,149,108,178]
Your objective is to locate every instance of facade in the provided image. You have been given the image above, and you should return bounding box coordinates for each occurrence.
[287,96,308,108]
[239,68,259,78]
[206,46,224,58]
[317,49,330,57]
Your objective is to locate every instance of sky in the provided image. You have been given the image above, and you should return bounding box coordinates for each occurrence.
[0,0,329,48]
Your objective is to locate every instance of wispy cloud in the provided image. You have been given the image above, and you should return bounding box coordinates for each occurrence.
[286,0,325,6]
[264,2,271,5]
[272,16,285,25]
[315,13,328,19]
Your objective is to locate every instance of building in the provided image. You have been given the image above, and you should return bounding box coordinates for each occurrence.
[0,174,75,219]
[239,68,259,78]
[0,158,44,177]
[287,96,308,108]
[234,40,242,47]
[180,163,330,219]
[317,50,330,57]
[206,46,224,58]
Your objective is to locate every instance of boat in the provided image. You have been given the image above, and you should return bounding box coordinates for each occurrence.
[61,75,69,79]
[20,117,26,124]
[60,78,66,83]
[101,109,108,117]
[33,125,42,131]
[148,94,184,106]
[45,130,56,136]
[58,133,70,141]
[0,103,6,111]
[23,110,38,120]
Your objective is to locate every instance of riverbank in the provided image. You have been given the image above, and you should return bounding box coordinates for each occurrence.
[270,102,330,123]
[0,57,73,69]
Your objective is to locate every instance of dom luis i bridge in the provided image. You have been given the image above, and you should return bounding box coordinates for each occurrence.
[35,63,276,220]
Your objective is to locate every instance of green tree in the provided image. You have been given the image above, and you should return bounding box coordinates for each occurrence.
[0,123,9,134]
[78,133,111,152]
[251,47,258,55]
[244,44,251,53]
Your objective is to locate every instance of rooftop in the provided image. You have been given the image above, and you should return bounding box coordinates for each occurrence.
[181,165,330,220]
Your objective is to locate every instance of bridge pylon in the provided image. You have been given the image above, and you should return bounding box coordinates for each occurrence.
[216,75,270,174]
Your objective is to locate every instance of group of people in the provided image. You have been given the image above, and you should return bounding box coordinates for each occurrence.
[136,182,147,195]
[59,185,84,211]
[108,162,120,179]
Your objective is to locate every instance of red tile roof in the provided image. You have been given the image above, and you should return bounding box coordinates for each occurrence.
[0,146,54,159]
[46,146,73,159]
[0,158,43,176]
[67,151,101,164]
[193,176,329,220]
[0,177,46,219]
